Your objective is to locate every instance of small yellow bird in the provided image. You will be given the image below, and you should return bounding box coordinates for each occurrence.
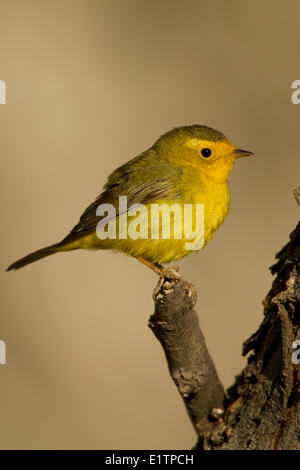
[7,125,252,275]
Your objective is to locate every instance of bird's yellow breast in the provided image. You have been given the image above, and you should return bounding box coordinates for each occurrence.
[196,177,230,245]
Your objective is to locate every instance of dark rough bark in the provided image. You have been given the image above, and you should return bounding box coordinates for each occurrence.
[149,189,300,450]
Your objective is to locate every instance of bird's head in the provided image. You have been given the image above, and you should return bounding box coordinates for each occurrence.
[155,125,253,182]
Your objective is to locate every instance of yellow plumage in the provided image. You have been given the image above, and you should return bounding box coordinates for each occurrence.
[7,125,252,273]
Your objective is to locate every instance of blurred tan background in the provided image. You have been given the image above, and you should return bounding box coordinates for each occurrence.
[1,0,300,450]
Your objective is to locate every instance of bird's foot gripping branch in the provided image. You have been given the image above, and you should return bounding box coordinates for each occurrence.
[151,266,197,304]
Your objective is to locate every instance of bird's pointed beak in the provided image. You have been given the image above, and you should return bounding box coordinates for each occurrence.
[232,148,253,158]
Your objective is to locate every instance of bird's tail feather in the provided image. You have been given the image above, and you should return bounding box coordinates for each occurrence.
[6,244,59,271]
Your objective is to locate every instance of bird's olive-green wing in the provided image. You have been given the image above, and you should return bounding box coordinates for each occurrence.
[62,150,183,243]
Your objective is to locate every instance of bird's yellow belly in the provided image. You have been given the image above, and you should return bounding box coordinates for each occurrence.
[63,182,230,264]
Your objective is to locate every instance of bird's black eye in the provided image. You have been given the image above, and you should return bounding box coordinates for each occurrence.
[201,148,212,158]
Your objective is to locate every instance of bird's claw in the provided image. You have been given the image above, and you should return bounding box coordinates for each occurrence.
[152,266,197,305]
[158,266,180,280]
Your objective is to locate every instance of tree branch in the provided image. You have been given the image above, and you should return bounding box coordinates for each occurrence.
[149,280,225,435]
[149,188,300,450]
